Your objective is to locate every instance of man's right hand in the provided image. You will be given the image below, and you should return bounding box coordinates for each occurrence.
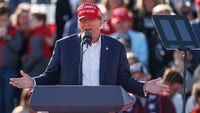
[10,70,34,89]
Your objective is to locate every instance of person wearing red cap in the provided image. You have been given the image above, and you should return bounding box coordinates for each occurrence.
[63,0,98,36]
[10,3,169,105]
[110,7,149,67]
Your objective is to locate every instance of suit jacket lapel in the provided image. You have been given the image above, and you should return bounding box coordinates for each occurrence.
[100,35,109,85]
[74,34,81,84]
[75,33,82,59]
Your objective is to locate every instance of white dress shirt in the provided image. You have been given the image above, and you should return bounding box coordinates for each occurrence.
[82,36,101,86]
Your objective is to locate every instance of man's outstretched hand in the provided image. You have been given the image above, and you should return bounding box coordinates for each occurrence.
[10,70,34,89]
[144,77,169,96]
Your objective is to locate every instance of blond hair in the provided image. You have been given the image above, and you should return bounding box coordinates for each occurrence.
[11,2,30,26]
[192,81,200,103]
[152,4,174,15]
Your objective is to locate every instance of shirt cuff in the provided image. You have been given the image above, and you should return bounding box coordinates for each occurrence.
[30,77,36,93]
[143,81,148,97]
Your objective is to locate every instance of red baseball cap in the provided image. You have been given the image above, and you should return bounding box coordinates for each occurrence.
[111,7,133,24]
[77,3,102,20]
[196,0,200,6]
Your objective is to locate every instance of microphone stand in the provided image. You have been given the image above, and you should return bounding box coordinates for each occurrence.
[78,39,84,85]
[78,31,92,85]
[178,47,187,113]
[182,49,187,113]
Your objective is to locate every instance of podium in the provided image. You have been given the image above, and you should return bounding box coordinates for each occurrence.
[29,85,135,113]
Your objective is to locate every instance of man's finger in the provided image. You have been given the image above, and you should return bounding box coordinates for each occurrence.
[154,77,164,84]
[20,70,29,77]
[10,81,24,89]
[155,77,162,81]
[9,81,18,87]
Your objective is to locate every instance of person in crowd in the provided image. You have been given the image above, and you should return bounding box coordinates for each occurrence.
[132,0,166,78]
[162,67,184,113]
[21,12,53,77]
[127,51,139,65]
[55,0,73,40]
[130,63,151,81]
[133,0,165,34]
[10,3,169,107]
[10,2,31,107]
[168,50,194,96]
[117,33,132,52]
[100,0,125,35]
[143,3,174,79]
[147,68,183,113]
[186,65,200,113]
[178,0,196,20]
[0,3,24,113]
[127,67,183,113]
[124,62,151,113]
[110,7,148,66]
[190,81,200,113]
[117,33,139,66]
[11,2,31,65]
[168,0,195,19]
[123,0,137,12]
[152,3,175,15]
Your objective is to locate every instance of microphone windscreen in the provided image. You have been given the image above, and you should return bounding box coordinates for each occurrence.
[82,31,92,45]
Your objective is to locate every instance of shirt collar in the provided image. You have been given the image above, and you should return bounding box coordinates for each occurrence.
[91,34,101,46]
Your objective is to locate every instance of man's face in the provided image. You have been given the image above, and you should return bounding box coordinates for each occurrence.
[169,83,182,96]
[112,20,131,33]
[78,17,103,41]
[0,14,9,27]
[29,15,37,30]
[18,11,29,30]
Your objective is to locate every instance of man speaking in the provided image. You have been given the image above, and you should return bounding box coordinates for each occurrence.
[10,3,169,97]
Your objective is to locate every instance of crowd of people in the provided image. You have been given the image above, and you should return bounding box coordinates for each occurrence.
[0,0,200,113]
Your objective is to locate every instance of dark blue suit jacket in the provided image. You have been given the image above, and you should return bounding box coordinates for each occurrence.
[34,33,145,97]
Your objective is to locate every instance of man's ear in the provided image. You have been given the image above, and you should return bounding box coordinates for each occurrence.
[99,18,104,29]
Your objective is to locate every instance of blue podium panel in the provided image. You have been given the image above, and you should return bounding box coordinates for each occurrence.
[30,85,135,113]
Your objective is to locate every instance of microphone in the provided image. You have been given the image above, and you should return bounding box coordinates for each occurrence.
[82,31,92,47]
[78,31,92,84]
